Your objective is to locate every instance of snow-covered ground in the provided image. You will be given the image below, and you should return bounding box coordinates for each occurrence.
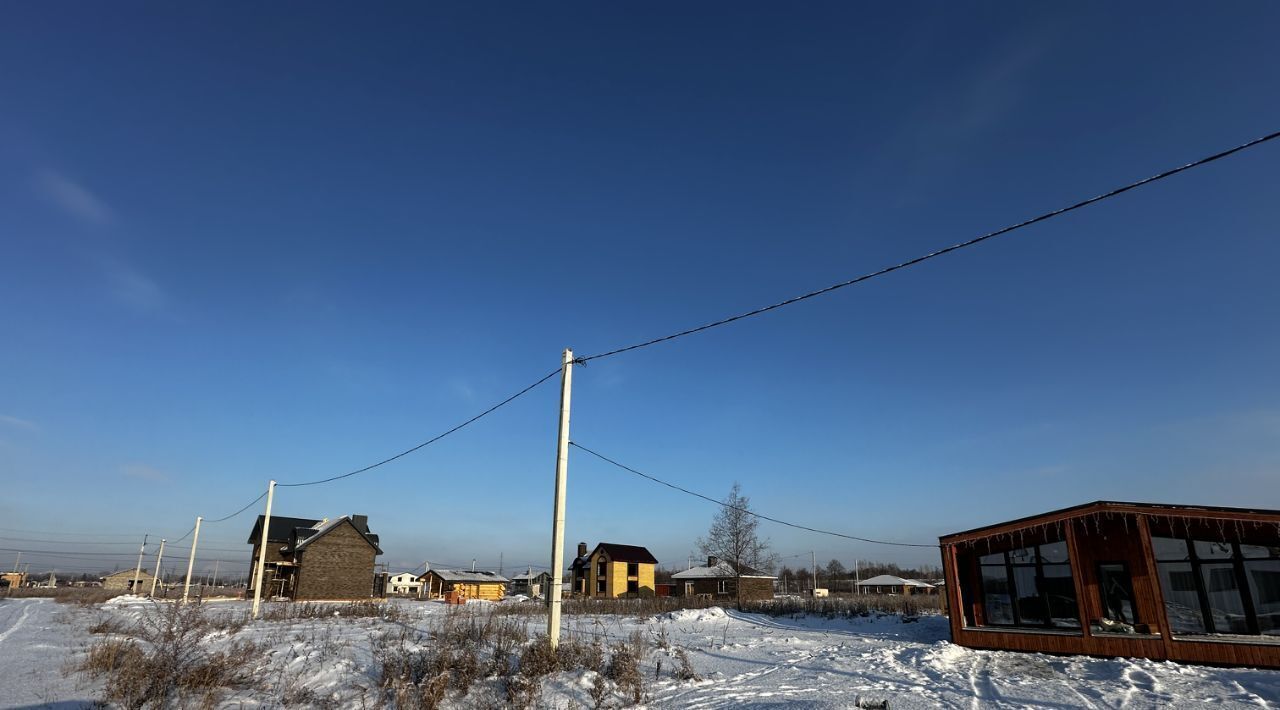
[2,595,1278,708]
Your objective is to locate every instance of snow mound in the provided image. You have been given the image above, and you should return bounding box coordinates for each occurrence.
[659,606,729,623]
[104,594,152,606]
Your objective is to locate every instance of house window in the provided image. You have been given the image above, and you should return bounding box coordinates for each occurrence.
[717,579,729,595]
[627,562,638,576]
[597,579,606,594]
[978,540,1079,629]
[597,560,607,577]
[1098,563,1138,625]
[1154,537,1280,636]
[627,580,638,594]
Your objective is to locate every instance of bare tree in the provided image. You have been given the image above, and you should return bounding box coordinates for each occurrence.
[697,483,777,608]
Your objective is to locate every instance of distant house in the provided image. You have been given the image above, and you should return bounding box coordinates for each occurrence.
[386,572,423,596]
[856,574,936,595]
[509,571,553,597]
[102,569,156,592]
[570,542,658,598]
[672,556,776,602]
[247,514,383,600]
[419,569,509,601]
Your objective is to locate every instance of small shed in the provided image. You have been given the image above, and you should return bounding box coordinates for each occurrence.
[856,574,936,595]
[419,569,509,601]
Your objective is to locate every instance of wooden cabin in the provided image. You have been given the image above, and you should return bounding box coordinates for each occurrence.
[419,569,509,601]
[940,501,1280,669]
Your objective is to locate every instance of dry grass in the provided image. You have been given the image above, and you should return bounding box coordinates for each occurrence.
[743,593,939,618]
[373,607,662,709]
[259,599,405,622]
[77,601,260,708]
[3,587,124,605]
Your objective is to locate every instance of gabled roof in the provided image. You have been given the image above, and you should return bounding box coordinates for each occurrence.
[287,516,383,555]
[422,569,510,583]
[857,574,933,588]
[591,542,658,565]
[248,515,322,544]
[511,571,552,581]
[672,561,775,580]
[938,500,1280,543]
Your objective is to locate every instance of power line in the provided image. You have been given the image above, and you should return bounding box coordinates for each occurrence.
[570,441,936,548]
[578,129,1280,362]
[278,367,562,488]
[204,491,269,523]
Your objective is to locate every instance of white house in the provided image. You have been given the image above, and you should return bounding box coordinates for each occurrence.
[855,574,936,595]
[385,571,423,596]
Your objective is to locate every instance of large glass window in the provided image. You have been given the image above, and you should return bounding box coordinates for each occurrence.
[1154,535,1280,636]
[1098,563,1138,625]
[978,540,1079,629]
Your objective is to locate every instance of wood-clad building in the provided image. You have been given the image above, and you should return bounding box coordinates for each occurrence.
[672,556,775,602]
[570,542,658,598]
[247,514,383,600]
[419,569,508,600]
[940,501,1280,669]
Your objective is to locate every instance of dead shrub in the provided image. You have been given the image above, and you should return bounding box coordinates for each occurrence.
[606,641,645,705]
[673,647,699,682]
[88,614,127,635]
[519,636,559,678]
[78,603,259,709]
[81,638,144,674]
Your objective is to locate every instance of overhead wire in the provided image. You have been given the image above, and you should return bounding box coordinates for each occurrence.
[278,367,562,488]
[570,441,937,548]
[578,129,1280,362]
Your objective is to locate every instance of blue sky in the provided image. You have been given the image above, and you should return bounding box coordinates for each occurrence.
[2,3,1278,577]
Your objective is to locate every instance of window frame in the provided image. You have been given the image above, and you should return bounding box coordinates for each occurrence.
[1096,561,1140,625]
[1153,536,1276,636]
[978,540,1080,629]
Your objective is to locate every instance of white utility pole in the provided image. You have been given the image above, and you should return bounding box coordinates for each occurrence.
[811,551,817,595]
[251,480,277,619]
[149,539,166,597]
[547,347,574,650]
[182,516,202,602]
[12,552,19,573]
[132,535,148,595]
[855,559,860,595]
[211,560,219,588]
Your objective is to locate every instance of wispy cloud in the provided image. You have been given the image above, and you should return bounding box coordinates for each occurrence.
[0,415,39,432]
[34,169,113,226]
[121,463,169,482]
[101,258,171,315]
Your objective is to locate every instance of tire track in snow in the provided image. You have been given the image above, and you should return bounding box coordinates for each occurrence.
[0,599,37,645]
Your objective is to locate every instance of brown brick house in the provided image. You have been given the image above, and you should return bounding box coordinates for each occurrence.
[247,514,382,600]
[672,556,776,603]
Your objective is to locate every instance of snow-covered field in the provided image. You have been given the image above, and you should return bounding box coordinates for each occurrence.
[2,595,1278,708]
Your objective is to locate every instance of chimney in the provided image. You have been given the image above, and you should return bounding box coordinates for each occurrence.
[577,542,588,558]
[707,556,718,568]
[351,515,369,533]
